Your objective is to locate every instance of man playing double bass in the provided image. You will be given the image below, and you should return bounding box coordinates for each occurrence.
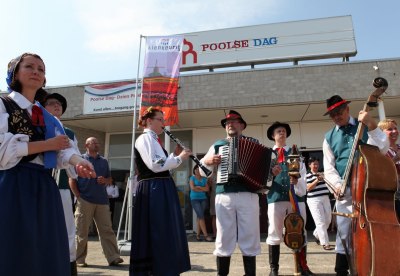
[322,95,389,276]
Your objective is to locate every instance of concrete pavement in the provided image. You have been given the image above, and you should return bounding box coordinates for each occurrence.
[78,232,336,275]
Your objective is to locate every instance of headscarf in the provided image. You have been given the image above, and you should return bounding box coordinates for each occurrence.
[6,52,46,92]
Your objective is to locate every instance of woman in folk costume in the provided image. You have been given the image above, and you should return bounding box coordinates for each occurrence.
[266,121,314,276]
[0,53,96,276]
[130,107,191,275]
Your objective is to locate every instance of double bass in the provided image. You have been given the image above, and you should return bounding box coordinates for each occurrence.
[341,78,400,275]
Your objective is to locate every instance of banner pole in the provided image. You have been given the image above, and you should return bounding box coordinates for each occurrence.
[118,34,144,255]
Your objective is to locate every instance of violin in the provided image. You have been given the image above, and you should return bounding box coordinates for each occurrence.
[283,145,309,275]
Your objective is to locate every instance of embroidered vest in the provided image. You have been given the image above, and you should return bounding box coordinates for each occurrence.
[1,96,45,162]
[134,147,170,181]
[267,148,305,203]
[325,122,368,177]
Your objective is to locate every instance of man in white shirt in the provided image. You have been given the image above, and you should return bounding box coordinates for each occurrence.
[322,95,388,276]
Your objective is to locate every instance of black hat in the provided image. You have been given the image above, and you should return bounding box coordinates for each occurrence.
[41,92,67,114]
[221,110,247,129]
[267,121,291,141]
[323,95,351,116]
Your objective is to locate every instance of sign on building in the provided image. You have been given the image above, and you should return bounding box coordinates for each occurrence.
[83,81,141,115]
[180,15,356,71]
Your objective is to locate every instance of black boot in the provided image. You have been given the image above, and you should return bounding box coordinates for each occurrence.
[335,253,349,276]
[268,245,280,276]
[217,256,231,276]
[70,261,78,276]
[243,256,256,276]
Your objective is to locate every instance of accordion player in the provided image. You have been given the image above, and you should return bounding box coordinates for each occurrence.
[203,136,275,193]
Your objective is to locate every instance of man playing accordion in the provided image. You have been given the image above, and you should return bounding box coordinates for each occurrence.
[200,110,260,276]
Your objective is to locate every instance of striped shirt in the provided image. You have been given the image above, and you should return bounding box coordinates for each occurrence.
[306,172,330,198]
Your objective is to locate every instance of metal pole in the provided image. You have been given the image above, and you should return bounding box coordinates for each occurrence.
[118,35,144,254]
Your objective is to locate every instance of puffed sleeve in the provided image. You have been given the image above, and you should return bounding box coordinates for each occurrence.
[367,127,389,155]
[49,116,77,169]
[64,133,80,179]
[0,103,30,169]
[294,160,307,196]
[58,145,79,178]
[135,132,183,172]
[199,145,216,178]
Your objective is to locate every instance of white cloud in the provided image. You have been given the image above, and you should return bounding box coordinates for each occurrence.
[73,0,278,56]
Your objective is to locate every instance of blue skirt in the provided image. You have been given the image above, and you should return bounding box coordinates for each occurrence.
[130,177,191,276]
[0,163,70,276]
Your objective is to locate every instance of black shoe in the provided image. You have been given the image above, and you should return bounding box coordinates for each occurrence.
[301,269,316,276]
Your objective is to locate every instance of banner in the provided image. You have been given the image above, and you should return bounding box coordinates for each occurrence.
[83,81,141,114]
[141,35,184,126]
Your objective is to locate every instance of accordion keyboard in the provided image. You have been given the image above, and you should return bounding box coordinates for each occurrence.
[217,145,229,184]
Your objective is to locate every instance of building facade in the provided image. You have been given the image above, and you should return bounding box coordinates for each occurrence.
[3,58,399,232]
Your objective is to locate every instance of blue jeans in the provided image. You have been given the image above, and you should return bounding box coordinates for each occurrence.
[191,199,208,219]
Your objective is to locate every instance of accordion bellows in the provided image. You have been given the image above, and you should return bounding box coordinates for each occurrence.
[217,136,274,193]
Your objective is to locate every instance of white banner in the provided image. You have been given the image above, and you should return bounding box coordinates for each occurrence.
[83,81,141,115]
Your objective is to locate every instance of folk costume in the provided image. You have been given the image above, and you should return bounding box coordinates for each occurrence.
[322,95,388,275]
[266,146,307,274]
[0,91,77,276]
[41,92,79,274]
[266,145,307,243]
[130,129,191,276]
[201,110,259,276]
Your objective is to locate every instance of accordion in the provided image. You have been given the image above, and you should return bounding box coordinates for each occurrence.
[216,136,274,193]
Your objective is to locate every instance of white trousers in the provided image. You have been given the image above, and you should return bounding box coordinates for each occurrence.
[60,189,77,262]
[307,195,332,246]
[266,201,307,245]
[335,188,352,255]
[214,192,260,256]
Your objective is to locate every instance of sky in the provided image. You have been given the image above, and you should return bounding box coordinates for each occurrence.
[0,0,399,91]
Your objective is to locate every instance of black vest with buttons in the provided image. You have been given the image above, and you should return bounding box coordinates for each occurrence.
[134,147,170,181]
[1,96,45,163]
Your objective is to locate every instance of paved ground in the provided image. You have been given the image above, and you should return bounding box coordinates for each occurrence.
[79,232,337,276]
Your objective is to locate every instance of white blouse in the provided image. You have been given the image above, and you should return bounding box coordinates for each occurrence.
[0,91,77,170]
[135,129,182,172]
